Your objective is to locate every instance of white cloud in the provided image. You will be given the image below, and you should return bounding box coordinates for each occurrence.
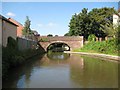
[6,12,16,17]
[37,22,57,28]
[37,23,43,27]
[47,22,57,27]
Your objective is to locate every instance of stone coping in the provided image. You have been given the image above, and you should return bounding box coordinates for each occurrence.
[64,51,120,61]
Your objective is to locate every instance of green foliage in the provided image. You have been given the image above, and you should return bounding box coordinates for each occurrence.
[40,38,49,42]
[115,25,120,38]
[7,36,18,50]
[76,38,119,56]
[22,16,31,36]
[2,37,43,78]
[67,8,92,39]
[66,7,117,39]
[47,34,53,37]
[88,34,96,41]
[64,33,70,36]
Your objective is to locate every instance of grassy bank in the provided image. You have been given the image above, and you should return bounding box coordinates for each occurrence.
[74,38,120,56]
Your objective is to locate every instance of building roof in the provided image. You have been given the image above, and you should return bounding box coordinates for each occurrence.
[8,18,23,26]
[0,15,18,26]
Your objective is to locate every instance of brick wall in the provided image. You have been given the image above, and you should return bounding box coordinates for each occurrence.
[39,36,84,51]
[8,18,24,37]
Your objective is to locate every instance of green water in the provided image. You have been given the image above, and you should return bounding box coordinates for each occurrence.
[3,52,118,88]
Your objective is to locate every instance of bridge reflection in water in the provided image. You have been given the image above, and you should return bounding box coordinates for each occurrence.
[47,51,70,60]
[3,52,118,88]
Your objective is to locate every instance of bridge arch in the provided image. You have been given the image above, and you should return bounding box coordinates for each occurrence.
[46,41,71,52]
[38,36,83,52]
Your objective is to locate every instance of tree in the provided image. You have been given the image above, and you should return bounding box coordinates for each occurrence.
[68,8,92,39]
[88,7,117,37]
[66,7,117,39]
[47,34,53,37]
[22,16,31,37]
[64,32,70,36]
[68,13,79,36]
[55,35,58,37]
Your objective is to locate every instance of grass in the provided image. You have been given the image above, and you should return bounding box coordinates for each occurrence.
[73,38,120,56]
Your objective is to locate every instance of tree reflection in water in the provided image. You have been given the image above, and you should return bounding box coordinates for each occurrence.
[2,54,45,88]
[70,55,118,88]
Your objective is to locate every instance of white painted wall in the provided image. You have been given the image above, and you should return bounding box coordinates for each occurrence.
[113,14,119,27]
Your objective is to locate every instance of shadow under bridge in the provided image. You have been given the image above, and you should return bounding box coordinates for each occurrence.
[47,42,70,52]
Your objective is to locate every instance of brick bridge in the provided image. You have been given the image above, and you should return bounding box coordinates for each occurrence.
[38,36,83,51]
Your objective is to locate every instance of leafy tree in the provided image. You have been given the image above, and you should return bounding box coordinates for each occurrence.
[89,7,116,37]
[67,8,92,39]
[88,34,96,41]
[22,16,31,36]
[7,36,18,50]
[66,7,117,39]
[64,32,70,36]
[68,13,78,36]
[47,34,53,37]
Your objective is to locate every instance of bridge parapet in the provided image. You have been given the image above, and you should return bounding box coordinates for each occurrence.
[38,36,83,51]
[39,36,83,41]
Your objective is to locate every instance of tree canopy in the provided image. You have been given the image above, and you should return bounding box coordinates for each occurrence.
[65,7,117,39]
[47,34,53,37]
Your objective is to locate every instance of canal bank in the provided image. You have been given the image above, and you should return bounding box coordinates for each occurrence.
[64,51,120,61]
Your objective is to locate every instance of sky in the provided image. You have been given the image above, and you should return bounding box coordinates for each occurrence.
[1,2,119,36]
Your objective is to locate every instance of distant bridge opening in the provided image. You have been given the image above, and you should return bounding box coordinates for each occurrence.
[47,42,70,52]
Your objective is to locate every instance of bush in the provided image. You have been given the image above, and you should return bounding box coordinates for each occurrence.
[79,38,119,55]
[88,34,96,41]
[7,36,18,50]
[40,38,49,42]
[2,37,43,78]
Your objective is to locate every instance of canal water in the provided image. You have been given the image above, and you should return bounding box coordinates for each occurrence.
[3,52,118,88]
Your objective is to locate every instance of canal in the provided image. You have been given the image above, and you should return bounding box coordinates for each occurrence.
[3,52,118,88]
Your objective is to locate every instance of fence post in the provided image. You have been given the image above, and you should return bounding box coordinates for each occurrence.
[99,38,102,42]
[96,37,98,41]
[105,37,108,41]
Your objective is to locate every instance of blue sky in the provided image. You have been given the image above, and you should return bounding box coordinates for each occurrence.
[2,2,118,36]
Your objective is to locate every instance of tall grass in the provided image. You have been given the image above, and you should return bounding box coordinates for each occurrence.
[74,38,119,56]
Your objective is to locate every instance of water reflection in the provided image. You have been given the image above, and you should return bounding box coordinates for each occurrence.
[2,55,44,88]
[69,55,118,88]
[47,51,70,60]
[2,53,118,88]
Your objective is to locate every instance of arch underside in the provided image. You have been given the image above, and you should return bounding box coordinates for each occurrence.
[46,41,70,52]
